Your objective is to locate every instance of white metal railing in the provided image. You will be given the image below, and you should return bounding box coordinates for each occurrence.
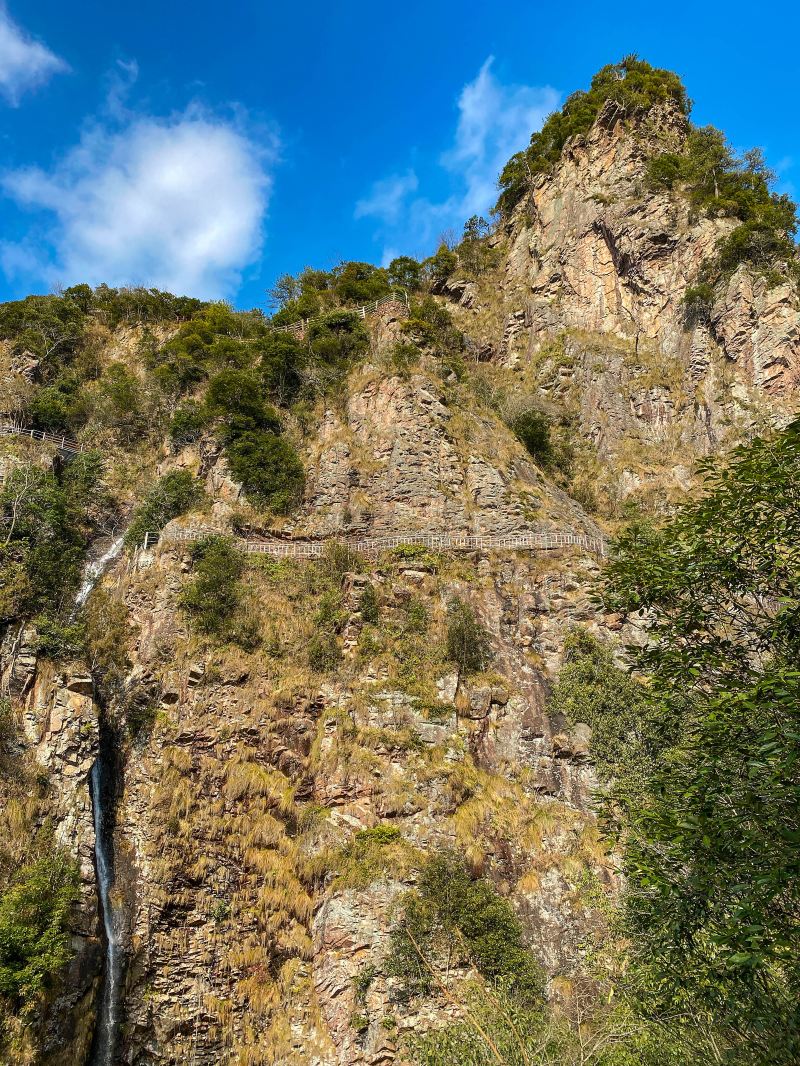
[0,422,83,454]
[271,291,409,337]
[142,527,607,559]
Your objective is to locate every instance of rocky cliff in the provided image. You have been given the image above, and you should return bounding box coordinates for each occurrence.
[1,72,797,1066]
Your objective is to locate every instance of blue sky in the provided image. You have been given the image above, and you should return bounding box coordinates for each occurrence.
[1,0,798,309]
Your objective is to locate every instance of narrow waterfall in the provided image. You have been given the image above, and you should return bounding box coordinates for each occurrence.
[74,535,125,612]
[89,723,124,1066]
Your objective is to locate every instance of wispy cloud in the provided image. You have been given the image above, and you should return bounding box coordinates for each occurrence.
[0,6,68,105]
[355,169,418,224]
[1,102,278,299]
[355,58,559,258]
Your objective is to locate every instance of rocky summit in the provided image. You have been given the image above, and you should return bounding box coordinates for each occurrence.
[0,58,798,1066]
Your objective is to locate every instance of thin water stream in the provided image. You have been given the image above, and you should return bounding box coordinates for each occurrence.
[74,535,125,613]
[89,725,123,1065]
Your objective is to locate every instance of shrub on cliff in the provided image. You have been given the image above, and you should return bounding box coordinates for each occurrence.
[225,431,305,513]
[388,850,544,1004]
[125,470,202,548]
[445,599,493,675]
[0,851,79,1009]
[180,535,259,648]
[648,126,798,282]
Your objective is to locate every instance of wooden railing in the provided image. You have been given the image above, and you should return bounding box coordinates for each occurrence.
[0,423,83,454]
[143,527,607,559]
[271,291,409,339]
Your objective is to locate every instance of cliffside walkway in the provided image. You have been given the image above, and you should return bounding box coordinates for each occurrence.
[144,527,607,560]
[0,422,83,455]
[272,291,409,340]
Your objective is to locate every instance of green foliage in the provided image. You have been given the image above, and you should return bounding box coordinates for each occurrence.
[90,361,155,443]
[204,369,281,438]
[331,261,391,305]
[225,431,305,514]
[169,401,208,446]
[603,420,800,1060]
[307,311,370,380]
[0,457,111,624]
[82,284,204,328]
[456,216,500,276]
[0,293,86,368]
[497,56,689,214]
[0,852,79,1010]
[402,297,463,361]
[27,374,86,434]
[548,629,659,789]
[507,408,554,467]
[180,535,258,649]
[202,368,304,512]
[256,331,304,404]
[32,616,86,662]
[406,983,563,1066]
[388,256,423,292]
[388,851,543,1004]
[424,245,458,284]
[334,826,407,890]
[307,630,342,672]
[445,599,493,675]
[147,303,260,395]
[681,282,716,327]
[84,590,132,701]
[125,470,202,547]
[359,582,380,623]
[648,126,798,282]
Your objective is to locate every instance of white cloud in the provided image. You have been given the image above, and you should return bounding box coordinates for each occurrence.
[2,106,277,298]
[0,6,67,105]
[355,169,418,223]
[356,57,560,257]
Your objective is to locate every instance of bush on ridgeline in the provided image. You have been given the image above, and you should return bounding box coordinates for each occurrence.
[125,470,202,548]
[445,598,493,675]
[496,56,689,215]
[424,244,458,285]
[648,126,798,283]
[331,261,391,306]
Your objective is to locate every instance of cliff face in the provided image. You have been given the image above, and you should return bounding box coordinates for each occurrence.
[441,102,799,515]
[2,96,798,1066]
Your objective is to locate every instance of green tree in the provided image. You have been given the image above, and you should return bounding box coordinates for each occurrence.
[180,535,258,648]
[603,420,800,1061]
[388,256,423,292]
[0,852,79,1009]
[445,599,493,675]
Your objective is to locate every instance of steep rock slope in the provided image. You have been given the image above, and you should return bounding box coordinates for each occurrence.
[444,100,799,512]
